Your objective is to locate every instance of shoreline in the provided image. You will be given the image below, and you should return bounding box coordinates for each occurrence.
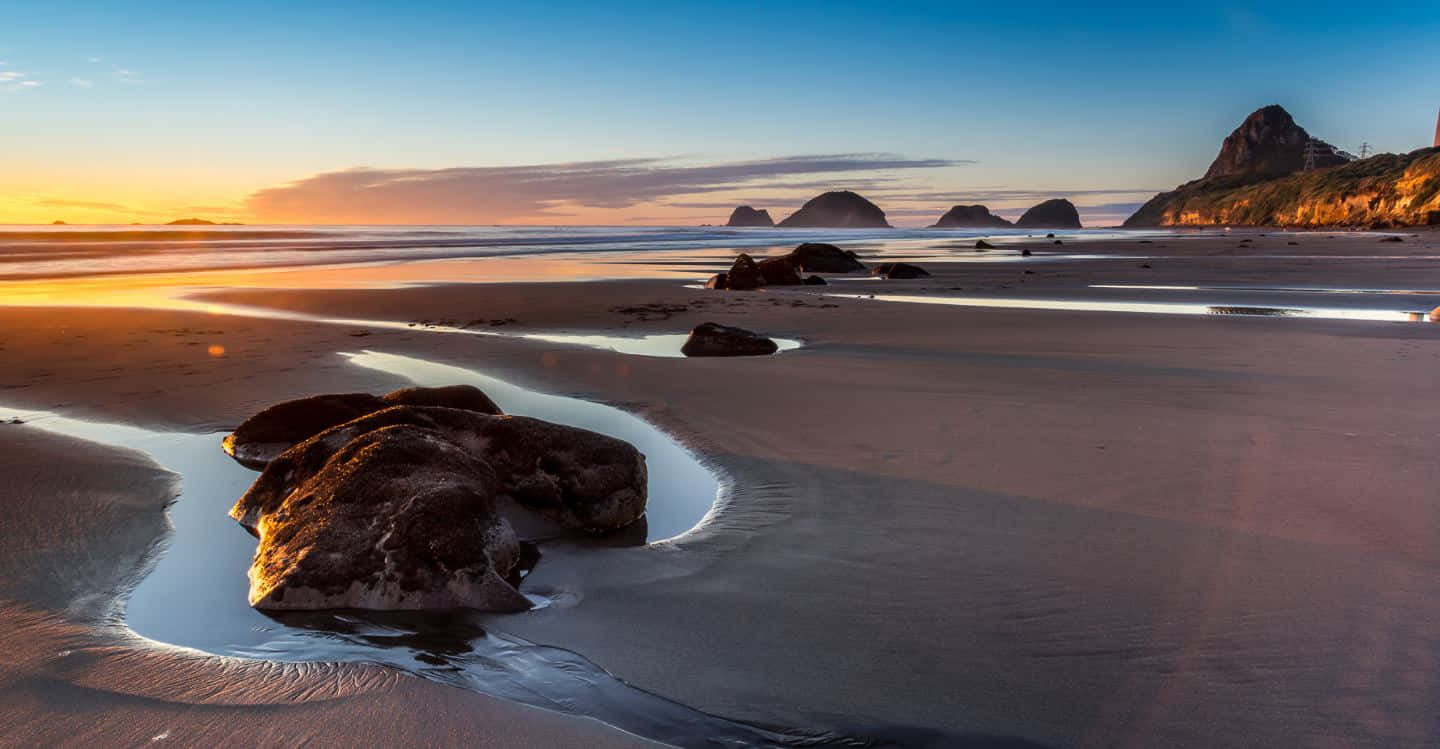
[4,231,1440,746]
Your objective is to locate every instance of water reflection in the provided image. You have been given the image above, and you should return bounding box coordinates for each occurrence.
[825,292,1432,324]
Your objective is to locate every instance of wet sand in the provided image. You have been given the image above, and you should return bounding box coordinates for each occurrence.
[2,230,1439,746]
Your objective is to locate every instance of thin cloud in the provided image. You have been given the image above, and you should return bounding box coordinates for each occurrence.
[246,154,968,224]
[70,78,94,88]
[112,68,142,84]
[88,57,103,63]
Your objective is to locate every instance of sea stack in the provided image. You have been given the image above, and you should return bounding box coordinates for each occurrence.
[726,206,774,227]
[1015,199,1082,228]
[930,205,1013,228]
[1204,104,1348,179]
[778,191,890,228]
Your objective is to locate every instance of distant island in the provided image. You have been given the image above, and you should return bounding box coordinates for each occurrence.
[1126,105,1440,227]
[930,205,1012,228]
[726,206,774,227]
[167,218,217,225]
[777,191,890,228]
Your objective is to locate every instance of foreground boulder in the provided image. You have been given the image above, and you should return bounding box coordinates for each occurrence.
[1015,199,1082,228]
[870,262,930,279]
[931,205,1013,228]
[680,322,779,357]
[725,206,774,227]
[777,191,890,228]
[233,405,647,536]
[785,243,866,272]
[243,424,530,612]
[223,385,503,469]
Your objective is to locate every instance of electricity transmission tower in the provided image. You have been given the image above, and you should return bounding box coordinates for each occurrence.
[1302,139,1325,171]
[1357,142,1373,159]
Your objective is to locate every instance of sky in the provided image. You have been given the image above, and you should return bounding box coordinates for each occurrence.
[2,0,1437,227]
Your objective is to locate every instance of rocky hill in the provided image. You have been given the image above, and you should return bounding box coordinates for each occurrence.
[1205,105,1349,179]
[930,205,1012,228]
[1124,104,1440,228]
[778,191,890,228]
[726,206,774,227]
[1015,199,1082,228]
[1126,147,1440,227]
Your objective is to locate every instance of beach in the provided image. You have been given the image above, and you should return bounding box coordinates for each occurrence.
[3,228,1439,747]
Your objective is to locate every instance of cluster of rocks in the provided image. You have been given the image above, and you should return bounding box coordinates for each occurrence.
[719,190,1089,230]
[704,243,863,291]
[224,385,647,612]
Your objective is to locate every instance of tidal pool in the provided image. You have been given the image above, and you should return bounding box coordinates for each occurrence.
[0,353,847,749]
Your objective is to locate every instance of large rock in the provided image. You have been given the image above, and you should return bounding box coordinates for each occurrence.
[930,205,1013,228]
[784,242,866,272]
[756,256,803,285]
[706,253,766,290]
[725,206,774,227]
[1015,199,1082,228]
[241,424,530,612]
[777,191,891,228]
[680,322,779,357]
[223,385,503,469]
[232,405,647,536]
[870,262,930,279]
[1205,105,1348,179]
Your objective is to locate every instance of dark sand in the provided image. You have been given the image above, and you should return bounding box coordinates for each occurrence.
[2,230,1439,746]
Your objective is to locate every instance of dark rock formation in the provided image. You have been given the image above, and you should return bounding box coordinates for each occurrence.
[240,424,529,611]
[975,240,995,250]
[680,322,779,357]
[705,273,729,289]
[931,205,1013,228]
[51,220,66,225]
[725,253,766,290]
[871,262,931,279]
[785,243,866,272]
[803,275,827,285]
[233,405,647,537]
[223,386,503,469]
[1205,105,1348,180]
[778,191,890,228]
[725,206,774,227]
[1015,199,1082,228]
[756,256,803,286]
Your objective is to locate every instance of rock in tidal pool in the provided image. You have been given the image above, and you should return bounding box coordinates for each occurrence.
[680,322,779,357]
[233,405,648,537]
[243,424,530,612]
[224,385,503,468]
[870,262,931,279]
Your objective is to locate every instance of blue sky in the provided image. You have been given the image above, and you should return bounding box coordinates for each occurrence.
[3,0,1437,224]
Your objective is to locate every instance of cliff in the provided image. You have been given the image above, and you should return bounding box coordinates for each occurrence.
[1125,147,1440,228]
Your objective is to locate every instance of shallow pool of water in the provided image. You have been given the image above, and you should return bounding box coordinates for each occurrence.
[1,353,850,747]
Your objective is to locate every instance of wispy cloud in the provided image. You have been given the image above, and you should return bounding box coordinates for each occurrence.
[87,56,103,63]
[112,68,142,84]
[246,154,968,224]
[0,70,42,92]
[69,78,94,88]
